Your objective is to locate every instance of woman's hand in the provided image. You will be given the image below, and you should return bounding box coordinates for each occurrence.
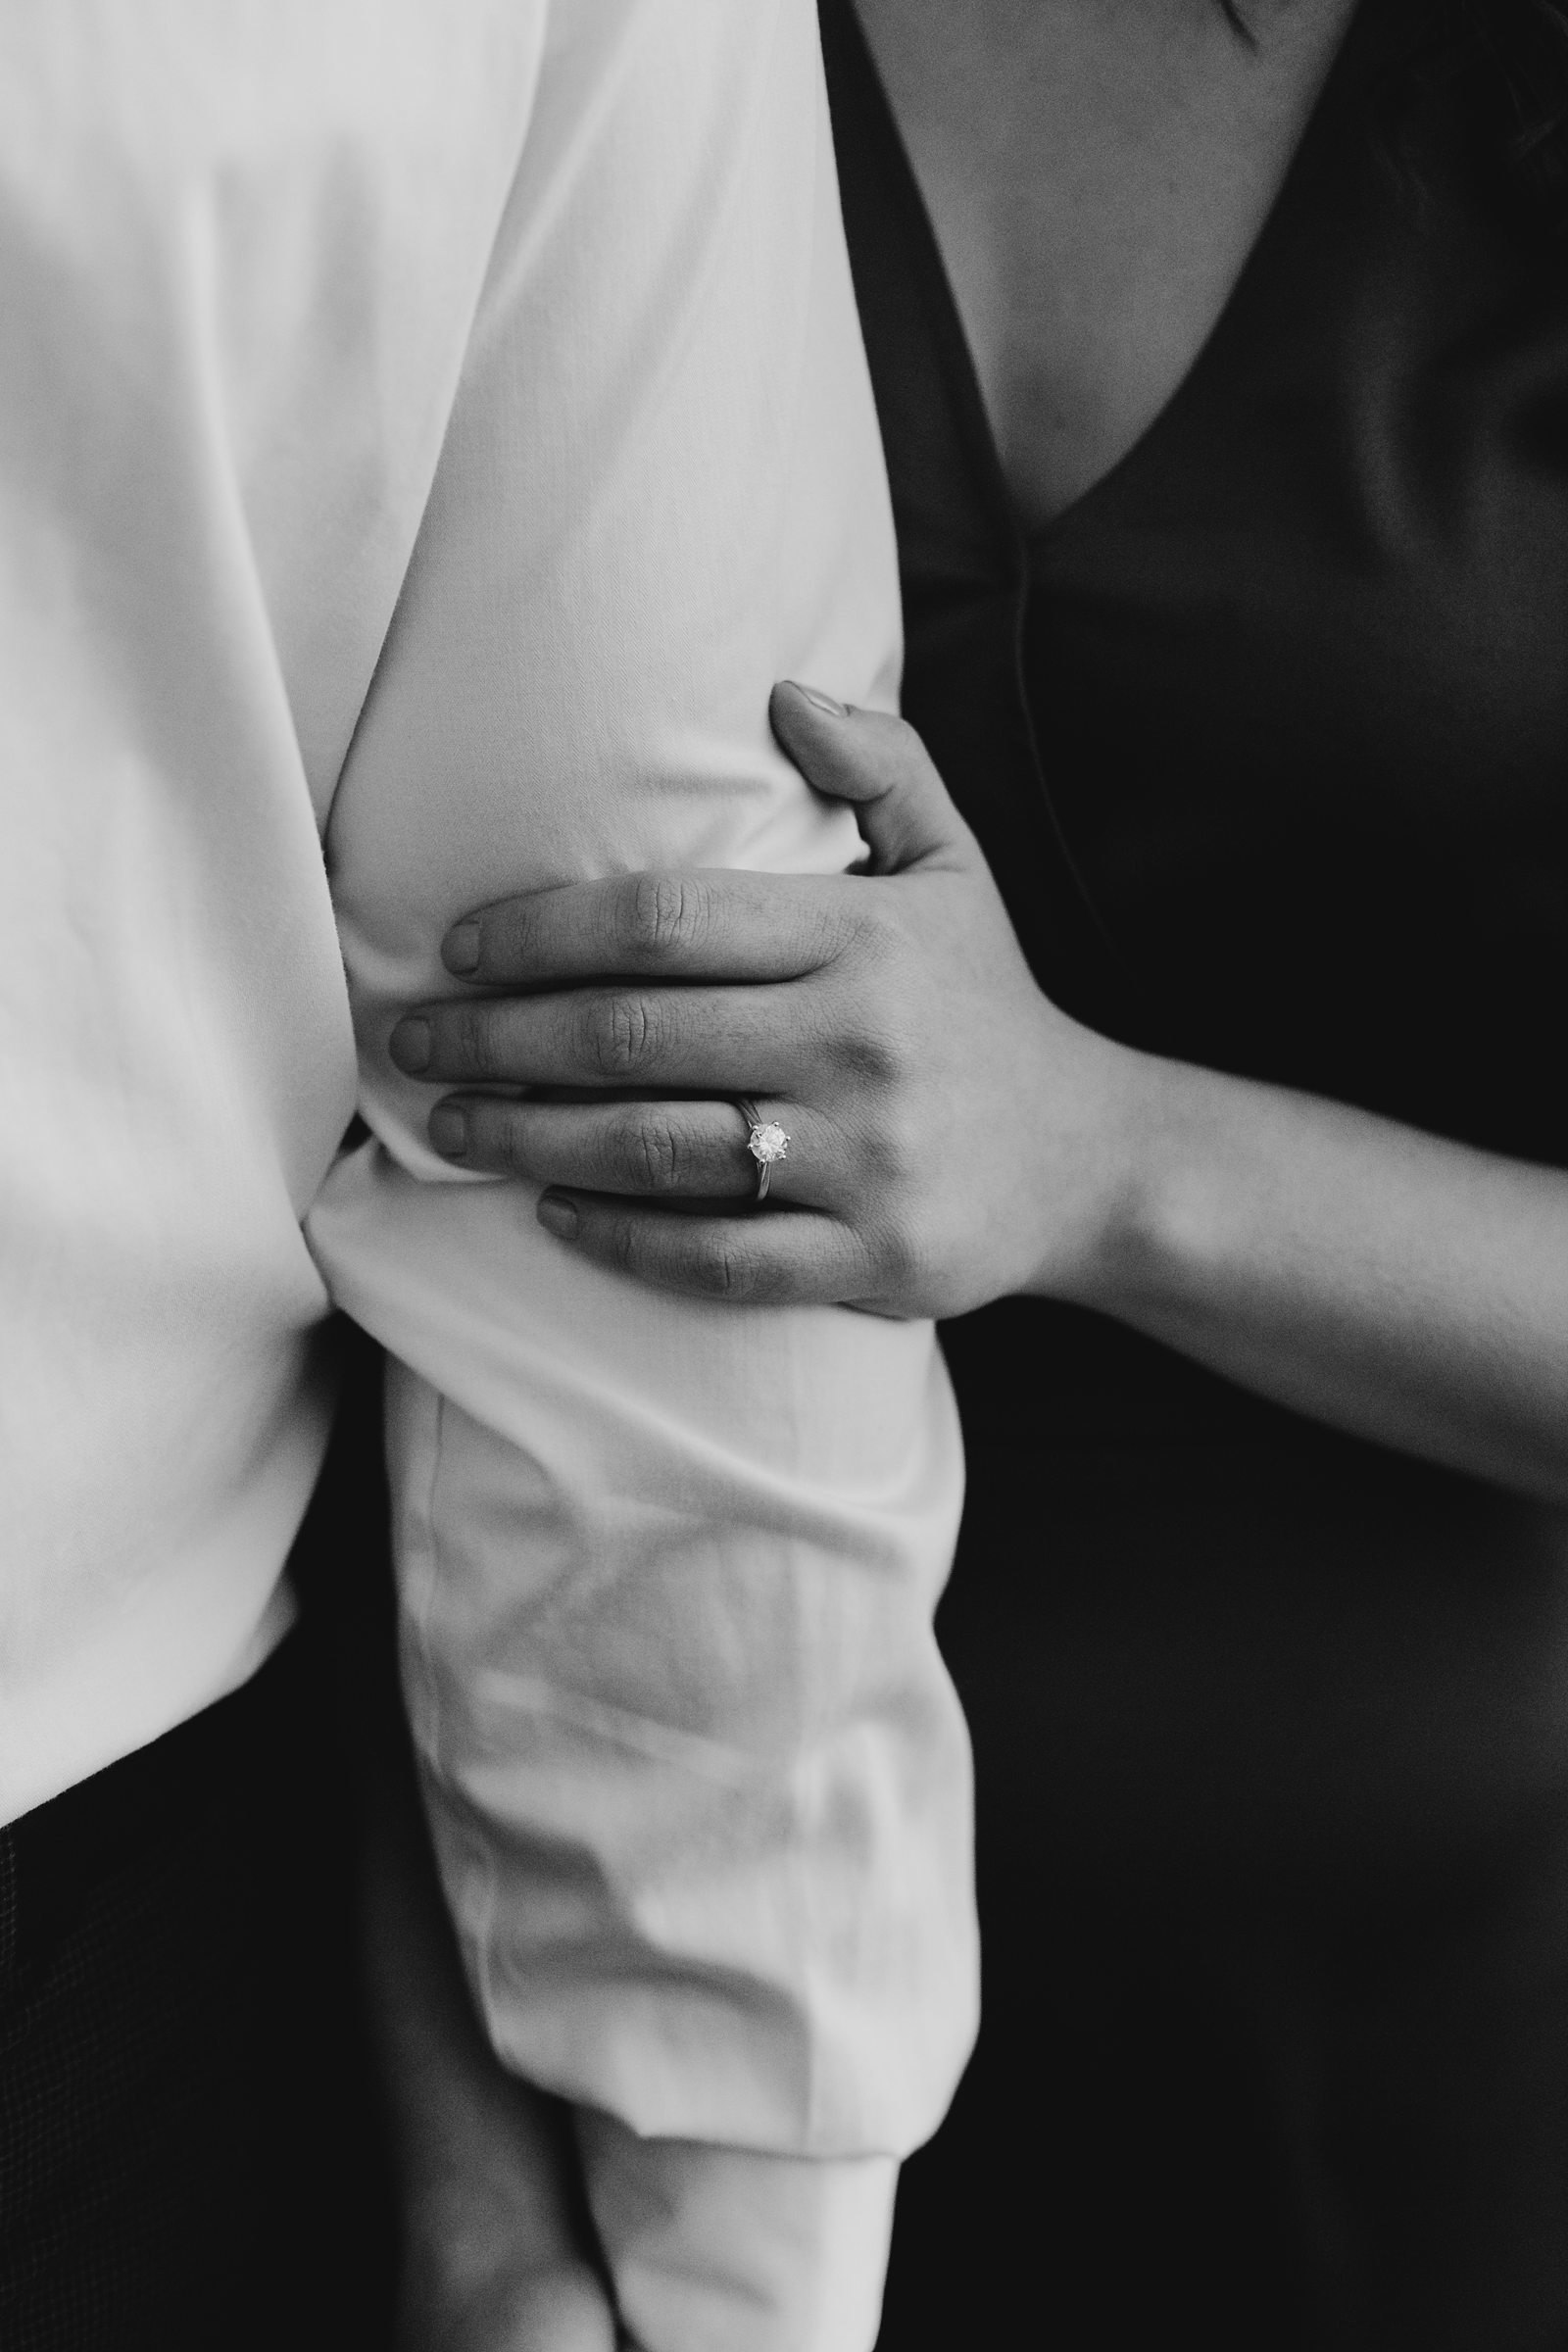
[386,681,1568,1494]
[389,683,1142,1317]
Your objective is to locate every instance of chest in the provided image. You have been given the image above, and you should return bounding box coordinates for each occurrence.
[832,0,1568,1167]
[852,0,1358,526]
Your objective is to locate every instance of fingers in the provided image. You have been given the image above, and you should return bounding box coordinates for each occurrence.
[533,1192,874,1308]
[500,2265,619,2352]
[397,2255,615,2352]
[428,1092,816,1203]
[441,868,846,988]
[768,684,979,877]
[391,981,804,1095]
[436,700,978,989]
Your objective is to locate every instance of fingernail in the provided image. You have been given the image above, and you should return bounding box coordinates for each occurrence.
[537,1190,578,1240]
[429,1102,468,1159]
[390,1016,432,1073]
[443,921,480,975]
[785,681,848,718]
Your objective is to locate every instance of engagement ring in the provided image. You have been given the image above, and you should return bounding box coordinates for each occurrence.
[734,1098,790,1202]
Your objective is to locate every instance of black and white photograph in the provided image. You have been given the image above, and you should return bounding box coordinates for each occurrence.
[3,4,1567,2348]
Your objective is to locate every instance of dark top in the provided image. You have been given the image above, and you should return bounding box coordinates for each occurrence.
[817,17,1568,2339]
[819,0,1568,1461]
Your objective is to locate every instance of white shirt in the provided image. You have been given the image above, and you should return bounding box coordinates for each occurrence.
[0,0,540,1822]
[1,6,973,2343]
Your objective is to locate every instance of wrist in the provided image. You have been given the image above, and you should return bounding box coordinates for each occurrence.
[1036,1041,1213,1319]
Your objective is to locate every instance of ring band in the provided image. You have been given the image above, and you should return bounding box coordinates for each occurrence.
[734,1098,790,1202]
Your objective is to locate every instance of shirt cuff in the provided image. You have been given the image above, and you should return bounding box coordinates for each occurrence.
[574,2109,899,2352]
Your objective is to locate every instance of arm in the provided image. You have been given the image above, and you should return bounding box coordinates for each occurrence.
[300,1323,613,2352]
[362,1706,614,2352]
[307,8,975,2346]
[401,689,1568,1506]
[1077,1039,1568,1504]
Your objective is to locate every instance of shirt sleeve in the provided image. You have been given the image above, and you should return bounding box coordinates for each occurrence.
[306,0,976,2167]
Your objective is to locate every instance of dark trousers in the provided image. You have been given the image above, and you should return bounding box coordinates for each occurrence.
[0,1631,396,2352]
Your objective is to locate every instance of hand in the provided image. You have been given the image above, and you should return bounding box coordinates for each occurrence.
[396,2082,616,2352]
[389,683,1146,1317]
[355,1637,618,2352]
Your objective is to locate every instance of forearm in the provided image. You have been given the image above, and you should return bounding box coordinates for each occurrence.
[1072,1051,1568,1500]
[318,1242,967,2352]
[321,1223,973,2159]
[311,0,973,2178]
[358,1699,611,2352]
[309,27,976,2339]
[299,1325,610,2352]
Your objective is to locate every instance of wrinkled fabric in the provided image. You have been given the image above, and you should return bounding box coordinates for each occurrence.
[0,0,542,1827]
[309,0,974,2197]
[4,6,973,2344]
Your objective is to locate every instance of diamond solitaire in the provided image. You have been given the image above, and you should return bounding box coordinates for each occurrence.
[734,1098,790,1201]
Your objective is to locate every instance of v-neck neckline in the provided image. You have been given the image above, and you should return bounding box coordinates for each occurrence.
[841,0,1375,562]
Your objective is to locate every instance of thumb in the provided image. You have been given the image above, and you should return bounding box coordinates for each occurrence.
[769,681,978,876]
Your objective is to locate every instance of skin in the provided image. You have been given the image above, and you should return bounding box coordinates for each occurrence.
[849,0,1358,528]
[394,686,1568,1504]
[380,1,1568,2336]
[368,1771,614,2352]
[381,0,1568,1509]
[322,1388,616,2352]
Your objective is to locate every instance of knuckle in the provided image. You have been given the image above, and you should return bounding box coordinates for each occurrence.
[860,1113,912,1190]
[875,1215,922,1292]
[488,1100,532,1168]
[742,1250,795,1306]
[690,1231,753,1301]
[627,1114,682,1195]
[803,896,849,969]
[603,1214,645,1280]
[482,900,535,973]
[851,897,907,970]
[625,872,704,961]
[450,999,499,1076]
[853,1206,924,1309]
[582,990,655,1078]
[852,1095,930,1228]
[840,1019,906,1089]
